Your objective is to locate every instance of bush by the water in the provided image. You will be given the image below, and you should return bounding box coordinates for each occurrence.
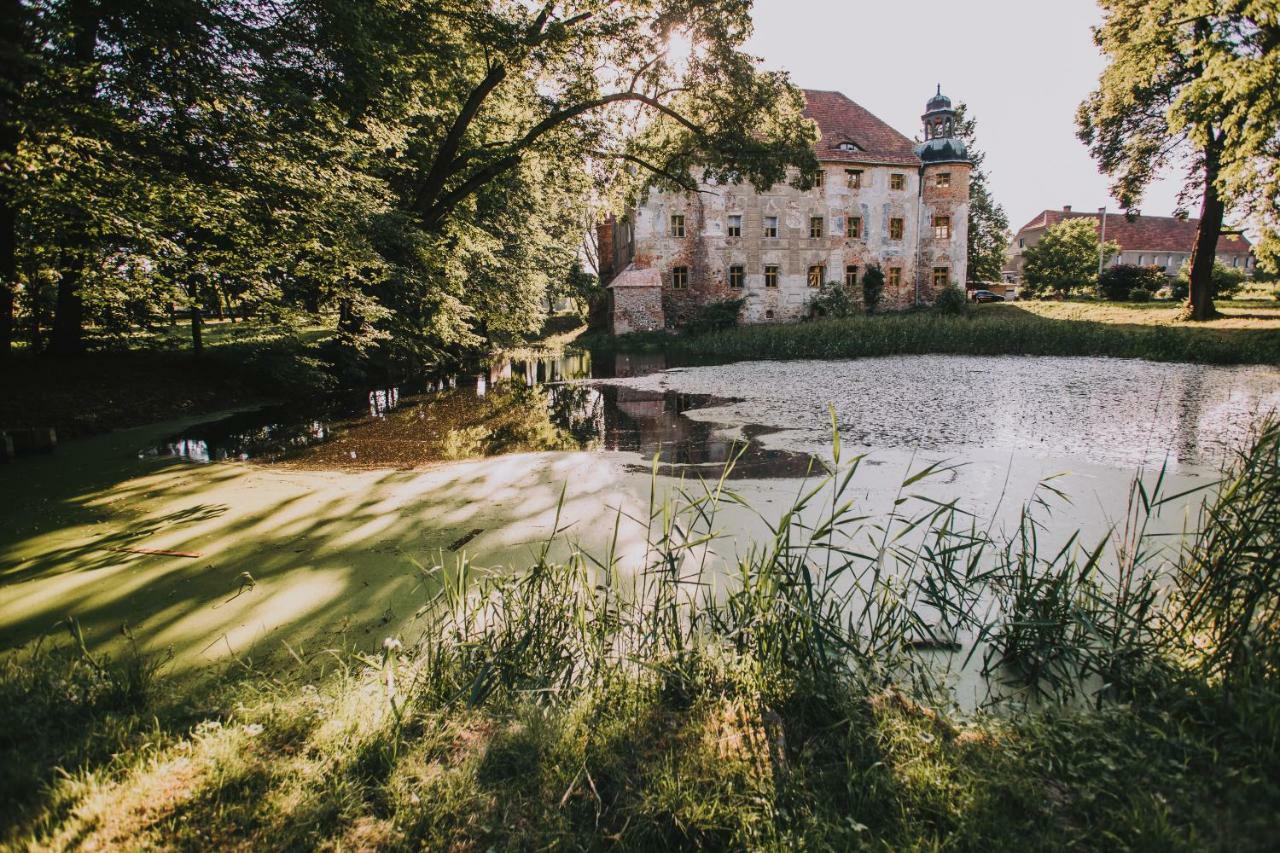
[1097,264,1166,300]
[682,297,746,336]
[862,264,885,313]
[808,281,859,318]
[932,285,969,315]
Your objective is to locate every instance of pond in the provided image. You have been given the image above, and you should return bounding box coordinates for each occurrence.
[147,350,818,479]
[8,348,1279,688]
[152,349,1280,481]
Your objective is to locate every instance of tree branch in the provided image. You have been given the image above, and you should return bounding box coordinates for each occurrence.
[411,61,508,215]
[418,91,707,229]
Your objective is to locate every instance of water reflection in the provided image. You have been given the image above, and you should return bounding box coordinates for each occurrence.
[150,349,817,479]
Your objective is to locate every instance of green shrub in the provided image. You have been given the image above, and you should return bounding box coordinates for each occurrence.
[1098,264,1166,300]
[683,298,746,336]
[1022,217,1119,297]
[1128,287,1152,302]
[1176,260,1247,299]
[932,285,968,315]
[808,281,859,318]
[862,264,885,314]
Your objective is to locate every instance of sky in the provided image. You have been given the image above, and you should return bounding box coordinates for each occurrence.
[743,0,1188,232]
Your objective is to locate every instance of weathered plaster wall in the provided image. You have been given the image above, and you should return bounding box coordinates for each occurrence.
[629,163,938,326]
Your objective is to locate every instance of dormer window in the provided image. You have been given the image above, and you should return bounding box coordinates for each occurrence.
[836,141,859,152]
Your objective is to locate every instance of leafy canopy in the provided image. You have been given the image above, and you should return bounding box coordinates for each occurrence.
[1022,218,1119,296]
[4,0,818,367]
[1078,1,1279,268]
[953,103,1010,284]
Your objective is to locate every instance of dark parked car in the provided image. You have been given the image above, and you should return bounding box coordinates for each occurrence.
[970,289,1005,303]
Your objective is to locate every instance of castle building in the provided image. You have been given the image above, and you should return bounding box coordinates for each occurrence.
[599,88,972,332]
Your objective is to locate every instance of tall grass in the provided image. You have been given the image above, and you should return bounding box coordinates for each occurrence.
[592,308,1280,365]
[394,418,1280,713]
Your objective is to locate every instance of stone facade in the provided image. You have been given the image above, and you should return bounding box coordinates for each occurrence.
[609,267,663,334]
[602,89,971,330]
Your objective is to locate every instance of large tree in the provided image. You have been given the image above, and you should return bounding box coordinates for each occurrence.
[4,0,817,369]
[1022,218,1120,297]
[1078,0,1280,321]
[953,103,1010,284]
[279,0,818,365]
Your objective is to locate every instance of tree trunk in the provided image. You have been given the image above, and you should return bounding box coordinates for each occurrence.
[1,0,29,361]
[0,204,13,359]
[1185,133,1225,322]
[190,278,203,357]
[50,256,85,355]
[49,0,100,354]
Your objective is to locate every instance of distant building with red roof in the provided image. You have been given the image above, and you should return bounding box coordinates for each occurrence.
[600,88,973,332]
[1004,206,1255,283]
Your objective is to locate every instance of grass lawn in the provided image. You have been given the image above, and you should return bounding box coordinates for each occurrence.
[1013,296,1280,330]
[592,297,1280,366]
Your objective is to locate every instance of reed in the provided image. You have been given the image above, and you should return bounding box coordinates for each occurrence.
[590,307,1280,366]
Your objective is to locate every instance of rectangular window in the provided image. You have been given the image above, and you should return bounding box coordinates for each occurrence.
[810,216,824,238]
[764,265,779,288]
[889,218,904,240]
[727,214,742,238]
[846,169,862,188]
[933,215,951,239]
[670,214,685,237]
[890,173,905,191]
[728,265,745,290]
[815,170,826,188]
[845,265,859,287]
[887,267,902,288]
[847,216,862,239]
[672,266,688,289]
[935,172,951,188]
[763,216,778,238]
[933,267,950,289]
[808,264,825,288]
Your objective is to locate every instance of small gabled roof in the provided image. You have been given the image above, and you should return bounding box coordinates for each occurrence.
[802,90,921,167]
[1016,210,1252,255]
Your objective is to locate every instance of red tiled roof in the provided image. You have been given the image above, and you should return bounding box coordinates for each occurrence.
[802,90,921,167]
[1015,210,1251,255]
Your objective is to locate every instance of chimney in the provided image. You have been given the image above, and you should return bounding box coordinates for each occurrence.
[1063,205,1072,214]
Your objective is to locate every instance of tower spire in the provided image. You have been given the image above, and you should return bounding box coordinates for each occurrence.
[923,86,955,140]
